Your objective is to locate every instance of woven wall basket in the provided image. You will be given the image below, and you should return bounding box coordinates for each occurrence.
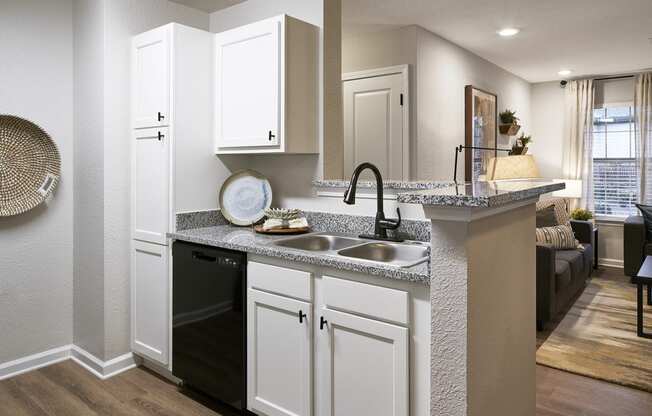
[0,115,61,217]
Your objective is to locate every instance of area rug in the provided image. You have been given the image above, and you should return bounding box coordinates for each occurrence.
[536,277,652,392]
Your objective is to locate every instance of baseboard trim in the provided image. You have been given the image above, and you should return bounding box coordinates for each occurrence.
[0,345,136,381]
[599,258,624,269]
[0,345,72,381]
[70,346,137,380]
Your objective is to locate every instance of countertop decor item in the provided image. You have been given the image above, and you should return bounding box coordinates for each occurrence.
[219,169,272,226]
[264,208,301,221]
[0,115,61,217]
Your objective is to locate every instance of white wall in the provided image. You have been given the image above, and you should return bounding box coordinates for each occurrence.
[0,0,74,363]
[415,26,532,181]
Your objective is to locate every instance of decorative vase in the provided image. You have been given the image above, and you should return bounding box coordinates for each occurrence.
[499,124,521,135]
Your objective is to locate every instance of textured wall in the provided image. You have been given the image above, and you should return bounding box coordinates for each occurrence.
[73,0,106,361]
[0,0,74,363]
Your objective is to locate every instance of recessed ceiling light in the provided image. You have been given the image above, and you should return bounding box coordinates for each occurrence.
[558,69,572,76]
[497,28,520,37]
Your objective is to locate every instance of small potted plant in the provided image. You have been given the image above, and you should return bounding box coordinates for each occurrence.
[499,109,521,135]
[571,208,594,222]
[509,133,532,155]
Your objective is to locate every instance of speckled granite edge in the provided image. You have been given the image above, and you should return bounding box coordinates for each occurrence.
[396,182,565,207]
[313,179,455,190]
[176,210,228,231]
[168,226,430,285]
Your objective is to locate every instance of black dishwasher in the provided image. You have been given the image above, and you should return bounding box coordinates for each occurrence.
[172,241,246,412]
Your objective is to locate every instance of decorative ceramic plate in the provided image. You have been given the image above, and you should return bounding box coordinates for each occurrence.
[0,115,61,217]
[219,170,272,226]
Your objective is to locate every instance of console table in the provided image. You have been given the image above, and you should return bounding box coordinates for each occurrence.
[633,256,652,339]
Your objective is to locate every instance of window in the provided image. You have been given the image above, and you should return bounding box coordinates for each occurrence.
[592,105,638,217]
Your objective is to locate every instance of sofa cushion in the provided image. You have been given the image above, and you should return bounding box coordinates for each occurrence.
[536,197,571,225]
[555,260,572,291]
[536,225,579,249]
[556,249,585,276]
[536,205,558,227]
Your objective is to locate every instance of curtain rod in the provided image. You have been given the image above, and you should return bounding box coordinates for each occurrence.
[594,75,635,81]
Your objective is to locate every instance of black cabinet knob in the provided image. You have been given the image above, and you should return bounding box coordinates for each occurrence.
[320,316,328,330]
[158,112,165,121]
[298,310,307,324]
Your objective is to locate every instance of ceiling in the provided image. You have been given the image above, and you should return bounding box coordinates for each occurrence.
[169,0,244,13]
[343,0,652,83]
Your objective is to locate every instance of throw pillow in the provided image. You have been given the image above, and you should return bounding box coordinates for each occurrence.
[536,225,579,250]
[536,205,558,228]
[536,197,570,225]
[636,203,652,241]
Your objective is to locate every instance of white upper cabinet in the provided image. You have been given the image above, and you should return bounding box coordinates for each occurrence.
[214,15,318,154]
[132,27,170,129]
[132,127,169,245]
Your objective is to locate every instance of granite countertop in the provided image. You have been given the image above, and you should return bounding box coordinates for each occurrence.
[396,180,565,207]
[313,179,454,190]
[168,225,430,285]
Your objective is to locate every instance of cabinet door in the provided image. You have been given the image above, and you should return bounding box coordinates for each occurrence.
[132,26,170,129]
[318,308,409,416]
[132,241,169,365]
[248,289,312,416]
[132,127,169,244]
[215,16,281,150]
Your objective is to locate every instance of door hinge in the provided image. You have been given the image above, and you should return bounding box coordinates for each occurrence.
[400,93,404,106]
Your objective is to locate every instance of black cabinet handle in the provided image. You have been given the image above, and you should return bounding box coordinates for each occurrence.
[268,130,275,141]
[320,316,328,330]
[157,131,164,141]
[158,111,165,121]
[299,310,307,324]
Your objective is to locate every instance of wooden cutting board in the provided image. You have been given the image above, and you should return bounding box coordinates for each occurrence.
[253,225,310,235]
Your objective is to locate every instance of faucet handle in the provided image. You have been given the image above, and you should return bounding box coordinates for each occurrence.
[380,208,401,230]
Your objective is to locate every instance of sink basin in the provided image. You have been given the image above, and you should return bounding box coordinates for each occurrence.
[274,234,364,251]
[337,242,429,267]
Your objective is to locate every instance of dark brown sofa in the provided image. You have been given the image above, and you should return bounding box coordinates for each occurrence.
[624,215,647,277]
[536,220,594,330]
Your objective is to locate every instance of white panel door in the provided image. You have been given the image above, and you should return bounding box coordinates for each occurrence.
[132,26,170,129]
[133,127,169,245]
[132,240,169,365]
[318,308,409,416]
[343,73,405,180]
[215,16,281,149]
[247,289,312,416]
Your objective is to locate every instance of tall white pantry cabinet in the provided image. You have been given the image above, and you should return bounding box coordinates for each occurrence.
[130,23,219,368]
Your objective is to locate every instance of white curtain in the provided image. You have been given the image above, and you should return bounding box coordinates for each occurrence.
[635,73,652,203]
[562,79,595,210]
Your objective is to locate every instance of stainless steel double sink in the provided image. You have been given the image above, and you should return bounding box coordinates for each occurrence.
[273,232,429,268]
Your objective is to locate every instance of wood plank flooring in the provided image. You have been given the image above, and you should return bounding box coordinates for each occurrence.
[0,360,237,416]
[1,268,651,416]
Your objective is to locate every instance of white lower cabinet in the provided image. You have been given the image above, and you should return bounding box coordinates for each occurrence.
[247,261,412,416]
[131,240,169,365]
[247,288,313,416]
[318,308,409,416]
